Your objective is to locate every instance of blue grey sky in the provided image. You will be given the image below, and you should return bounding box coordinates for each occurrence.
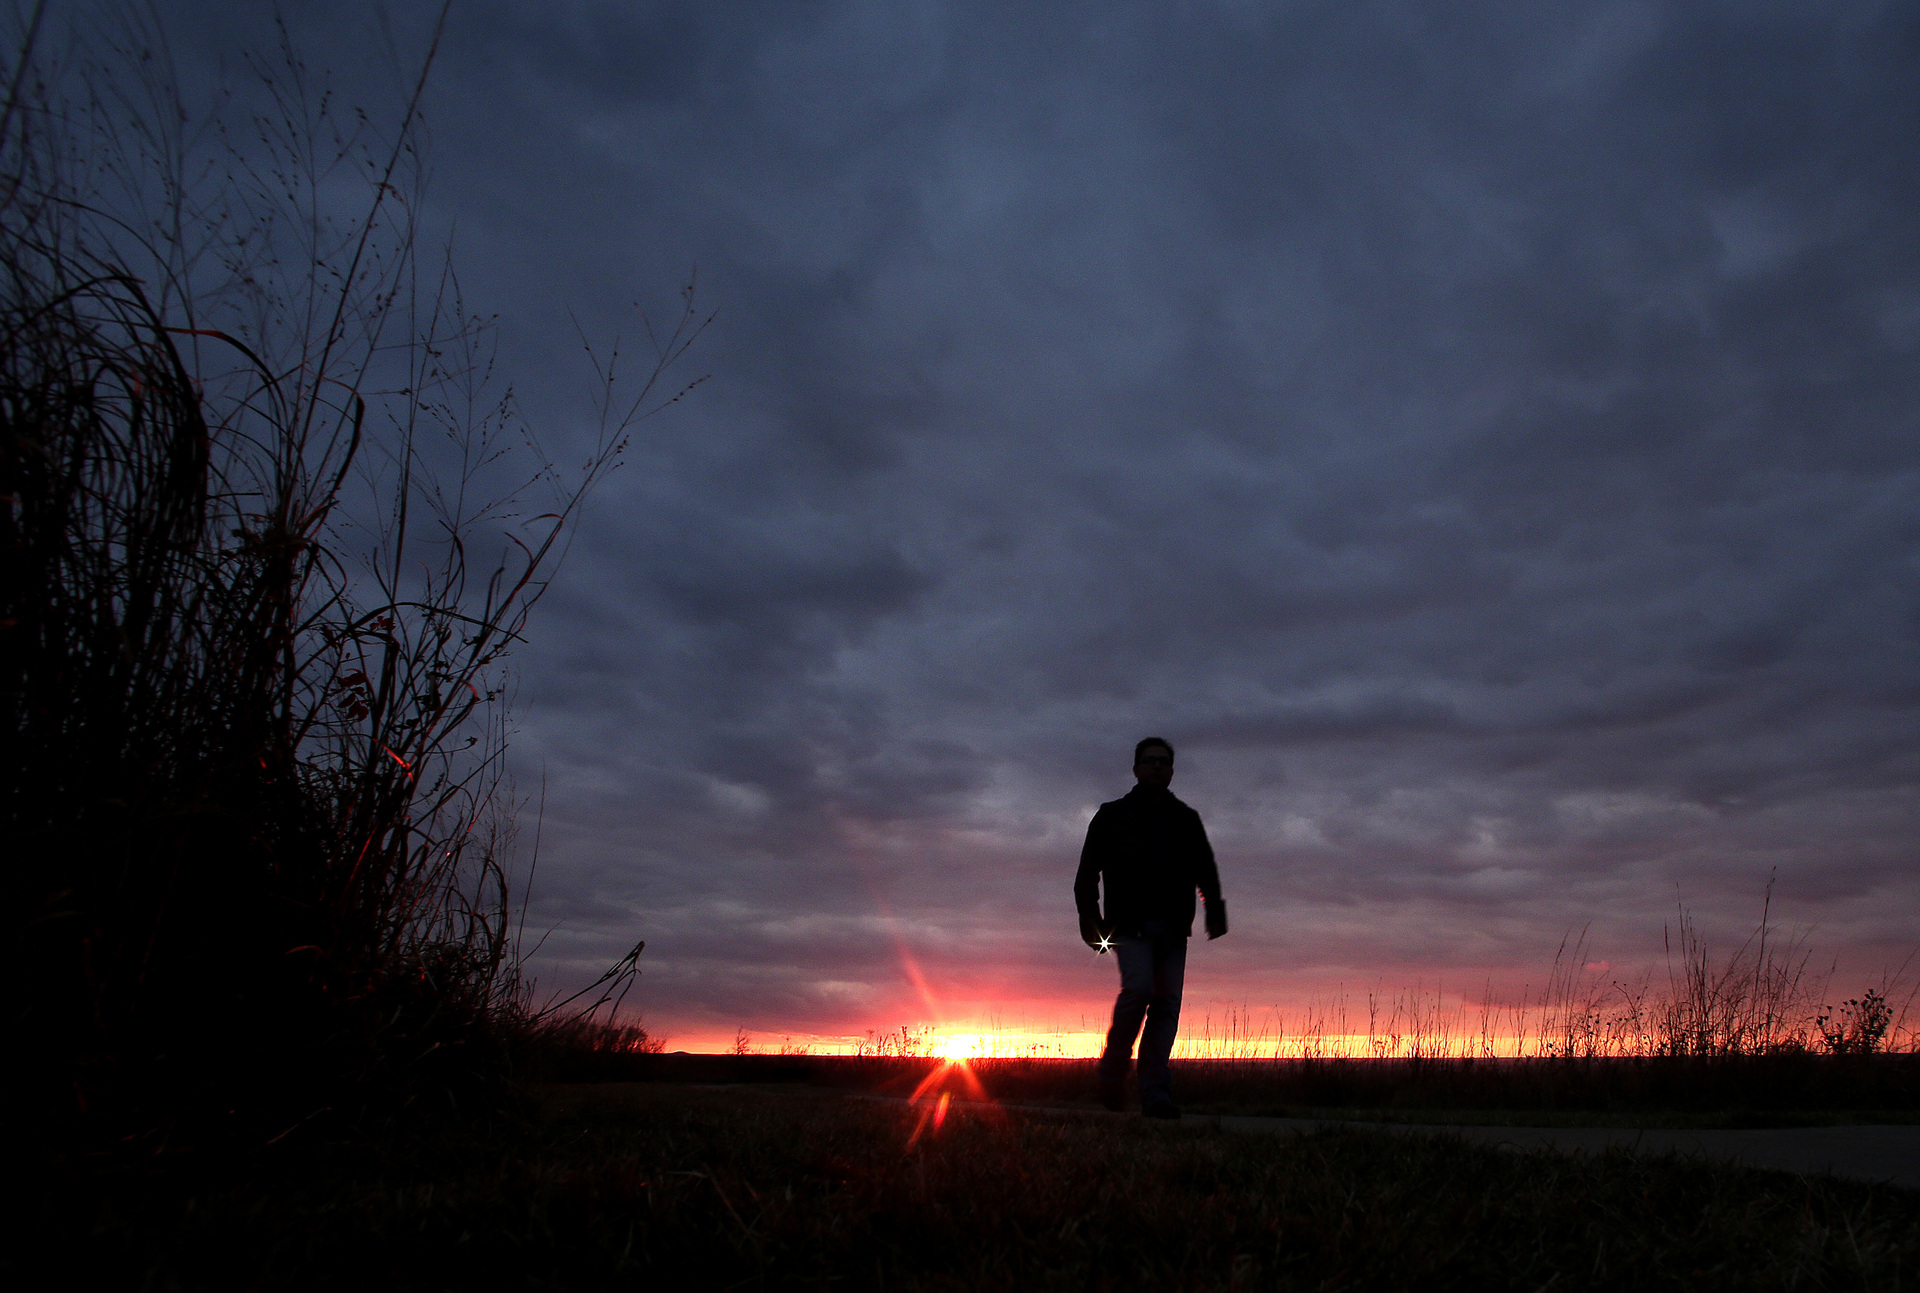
[122,1,1920,1045]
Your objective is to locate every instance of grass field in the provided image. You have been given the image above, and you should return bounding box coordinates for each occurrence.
[534,1051,1920,1125]
[39,1080,1920,1291]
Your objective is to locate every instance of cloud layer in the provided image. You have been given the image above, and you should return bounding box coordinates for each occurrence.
[158,1,1920,1044]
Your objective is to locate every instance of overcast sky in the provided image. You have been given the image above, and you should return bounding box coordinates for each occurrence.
[135,1,1920,1048]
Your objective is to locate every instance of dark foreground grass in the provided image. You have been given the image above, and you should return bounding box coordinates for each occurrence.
[35,1083,1920,1291]
[545,1052,1920,1127]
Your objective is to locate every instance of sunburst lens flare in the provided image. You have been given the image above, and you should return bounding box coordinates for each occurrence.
[937,1033,984,1062]
[904,1035,1004,1148]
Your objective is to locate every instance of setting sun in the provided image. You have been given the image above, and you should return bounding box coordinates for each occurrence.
[936,1033,985,1062]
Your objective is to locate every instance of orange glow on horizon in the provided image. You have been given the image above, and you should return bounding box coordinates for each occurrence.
[662,945,1920,1060]
[650,1009,1782,1061]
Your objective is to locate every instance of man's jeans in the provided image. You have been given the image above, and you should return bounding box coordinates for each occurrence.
[1098,925,1187,1105]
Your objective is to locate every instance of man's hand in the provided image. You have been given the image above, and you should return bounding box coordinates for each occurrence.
[1205,898,1228,940]
[1081,917,1115,952]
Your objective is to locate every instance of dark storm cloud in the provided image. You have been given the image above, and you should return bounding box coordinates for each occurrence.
[150,1,1919,1036]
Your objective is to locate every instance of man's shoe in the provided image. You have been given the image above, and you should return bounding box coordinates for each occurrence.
[1098,1076,1126,1112]
[1142,1099,1182,1120]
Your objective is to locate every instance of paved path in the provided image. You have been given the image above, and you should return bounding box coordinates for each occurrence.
[1197,1113,1920,1190]
[621,1086,1920,1191]
[968,1099,1919,1189]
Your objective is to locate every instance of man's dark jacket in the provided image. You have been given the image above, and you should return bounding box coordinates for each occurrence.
[1074,786,1222,938]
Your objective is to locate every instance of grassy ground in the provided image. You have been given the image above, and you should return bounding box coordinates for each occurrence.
[38,1082,1920,1291]
[542,1052,1920,1128]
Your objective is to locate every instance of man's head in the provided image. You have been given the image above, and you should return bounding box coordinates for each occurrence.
[1133,736,1174,790]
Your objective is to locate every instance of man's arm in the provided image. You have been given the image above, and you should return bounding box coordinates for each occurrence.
[1193,812,1228,939]
[1073,809,1111,948]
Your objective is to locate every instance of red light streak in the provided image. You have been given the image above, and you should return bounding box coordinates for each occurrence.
[904,1051,993,1149]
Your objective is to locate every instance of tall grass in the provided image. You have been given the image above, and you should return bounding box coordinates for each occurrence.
[3,5,697,1151]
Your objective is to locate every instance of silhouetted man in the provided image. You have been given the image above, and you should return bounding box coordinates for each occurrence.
[1074,736,1226,1119]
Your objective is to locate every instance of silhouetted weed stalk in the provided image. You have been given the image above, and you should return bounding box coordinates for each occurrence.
[3,4,699,1149]
[1153,900,1914,1066]
[1157,930,1911,1069]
